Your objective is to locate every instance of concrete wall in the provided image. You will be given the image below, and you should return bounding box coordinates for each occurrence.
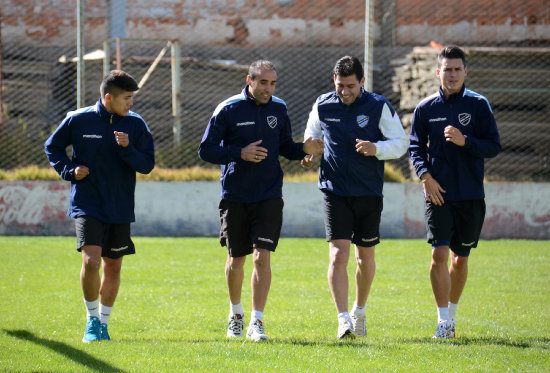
[1,181,549,239]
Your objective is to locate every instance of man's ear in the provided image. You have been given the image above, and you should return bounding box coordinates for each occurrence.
[246,75,252,84]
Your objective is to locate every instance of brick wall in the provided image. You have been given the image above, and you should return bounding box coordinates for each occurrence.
[2,0,549,47]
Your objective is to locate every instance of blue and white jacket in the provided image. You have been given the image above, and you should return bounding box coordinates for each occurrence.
[45,99,155,223]
[409,85,501,201]
[198,86,306,203]
[305,89,409,197]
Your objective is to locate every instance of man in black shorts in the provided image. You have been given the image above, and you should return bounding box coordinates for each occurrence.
[409,46,500,338]
[302,56,409,339]
[45,70,155,342]
[199,60,324,342]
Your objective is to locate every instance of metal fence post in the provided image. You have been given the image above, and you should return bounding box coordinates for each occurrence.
[103,39,111,77]
[363,0,374,92]
[171,40,182,146]
[76,0,85,108]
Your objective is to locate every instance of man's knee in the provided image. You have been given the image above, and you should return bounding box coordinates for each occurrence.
[103,257,123,276]
[431,246,449,264]
[81,246,102,271]
[252,248,270,269]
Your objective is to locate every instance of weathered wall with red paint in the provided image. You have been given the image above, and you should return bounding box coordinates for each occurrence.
[1,181,549,239]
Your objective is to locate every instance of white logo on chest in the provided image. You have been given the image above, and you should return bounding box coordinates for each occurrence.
[267,116,277,128]
[458,113,471,126]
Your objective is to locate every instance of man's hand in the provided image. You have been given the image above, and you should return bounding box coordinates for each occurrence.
[444,125,466,146]
[74,165,90,181]
[114,131,129,147]
[301,154,315,169]
[303,137,324,155]
[355,139,377,156]
[241,140,268,163]
[421,173,446,206]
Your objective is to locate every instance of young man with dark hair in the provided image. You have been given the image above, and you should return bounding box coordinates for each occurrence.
[303,56,409,339]
[45,70,155,342]
[409,46,501,338]
[199,60,324,342]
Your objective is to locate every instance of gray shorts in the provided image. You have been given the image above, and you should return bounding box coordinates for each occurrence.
[75,215,135,259]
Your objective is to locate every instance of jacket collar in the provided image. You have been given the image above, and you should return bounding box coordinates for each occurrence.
[242,85,272,106]
[337,87,367,107]
[439,84,466,102]
[95,99,123,123]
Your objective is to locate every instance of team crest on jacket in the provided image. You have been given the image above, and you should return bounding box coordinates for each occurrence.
[458,113,471,126]
[357,115,369,128]
[267,116,278,128]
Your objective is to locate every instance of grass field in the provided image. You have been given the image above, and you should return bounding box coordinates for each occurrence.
[0,237,548,372]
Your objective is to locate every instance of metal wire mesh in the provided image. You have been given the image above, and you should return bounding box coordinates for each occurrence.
[1,0,549,180]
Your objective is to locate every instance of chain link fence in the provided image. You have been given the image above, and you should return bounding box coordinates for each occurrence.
[1,0,549,180]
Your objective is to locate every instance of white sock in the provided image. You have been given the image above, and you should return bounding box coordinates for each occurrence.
[99,303,113,325]
[251,310,263,323]
[437,307,449,323]
[448,302,458,321]
[338,311,350,320]
[84,299,100,319]
[230,302,244,316]
[351,302,366,316]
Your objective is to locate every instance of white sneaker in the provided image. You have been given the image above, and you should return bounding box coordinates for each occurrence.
[351,313,366,337]
[227,313,244,338]
[433,320,453,339]
[337,317,356,340]
[247,319,269,342]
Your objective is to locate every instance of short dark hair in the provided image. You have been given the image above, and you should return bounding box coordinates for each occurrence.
[100,70,139,98]
[248,60,276,80]
[333,56,364,81]
[438,46,467,68]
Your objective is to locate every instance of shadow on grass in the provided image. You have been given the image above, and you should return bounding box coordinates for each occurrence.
[185,337,370,348]
[3,329,125,372]
[398,336,550,349]
[185,336,549,349]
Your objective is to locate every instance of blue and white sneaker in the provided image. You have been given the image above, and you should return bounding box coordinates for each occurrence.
[82,316,101,343]
[99,323,110,341]
[227,313,244,338]
[433,320,453,339]
[449,319,456,338]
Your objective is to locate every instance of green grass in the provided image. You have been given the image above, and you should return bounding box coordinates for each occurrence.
[0,237,548,372]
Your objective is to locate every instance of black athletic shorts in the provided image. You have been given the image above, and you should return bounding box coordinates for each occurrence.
[425,199,486,257]
[322,190,382,247]
[75,215,135,259]
[218,198,284,257]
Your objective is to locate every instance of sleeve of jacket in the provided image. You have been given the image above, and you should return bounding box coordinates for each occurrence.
[117,119,155,174]
[462,99,501,159]
[44,117,78,181]
[374,103,410,160]
[409,106,431,179]
[279,106,306,160]
[198,107,242,165]
[304,100,324,140]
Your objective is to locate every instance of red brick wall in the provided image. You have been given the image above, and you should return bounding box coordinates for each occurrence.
[2,0,549,46]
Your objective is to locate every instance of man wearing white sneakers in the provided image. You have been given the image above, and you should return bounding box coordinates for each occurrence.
[302,56,409,339]
[199,60,324,342]
[409,46,500,338]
